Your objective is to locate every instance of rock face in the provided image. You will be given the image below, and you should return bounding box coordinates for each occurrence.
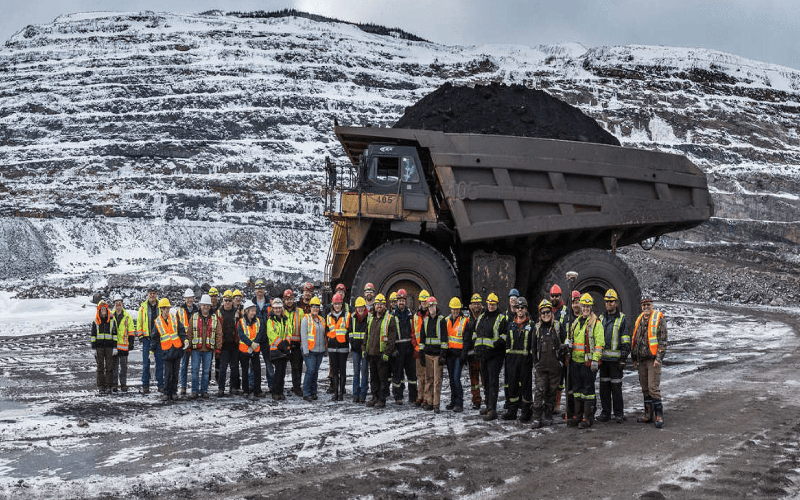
[0,11,798,293]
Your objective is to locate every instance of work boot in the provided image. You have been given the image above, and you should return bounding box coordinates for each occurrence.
[446,402,455,411]
[454,405,463,413]
[375,400,386,408]
[352,395,359,403]
[483,409,498,421]
[472,402,481,410]
[190,392,198,400]
[422,403,433,411]
[413,399,422,407]
[217,389,225,397]
[554,390,562,414]
[531,419,543,429]
[543,404,554,426]
[519,403,533,423]
[501,407,518,420]
[653,400,665,428]
[112,386,119,393]
[293,387,303,397]
[161,394,169,401]
[121,386,128,393]
[568,399,583,427]
[303,395,314,402]
[637,398,654,424]
[614,414,626,423]
[142,386,150,395]
[479,407,489,415]
[180,387,186,397]
[434,406,441,414]
[331,393,339,402]
[158,387,164,393]
[202,392,209,399]
[596,413,610,423]
[327,385,335,394]
[579,401,595,429]
[395,399,403,406]
[366,398,377,407]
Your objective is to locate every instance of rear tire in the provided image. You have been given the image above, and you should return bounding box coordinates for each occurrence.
[541,248,641,320]
[352,239,461,309]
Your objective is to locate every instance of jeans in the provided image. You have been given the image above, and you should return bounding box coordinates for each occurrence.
[445,353,464,407]
[179,350,191,389]
[218,346,240,393]
[351,350,369,399]
[191,350,213,394]
[255,346,275,390]
[303,352,324,397]
[140,339,164,389]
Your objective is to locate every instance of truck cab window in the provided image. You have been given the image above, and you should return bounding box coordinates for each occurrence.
[371,156,399,187]
[401,156,419,183]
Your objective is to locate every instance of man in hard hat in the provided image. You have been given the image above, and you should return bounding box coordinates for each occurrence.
[503,288,520,408]
[334,283,350,314]
[391,289,417,405]
[349,296,370,403]
[567,293,605,428]
[298,282,314,314]
[266,297,290,400]
[233,290,244,317]
[178,288,198,398]
[282,289,305,397]
[469,292,508,421]
[463,293,485,411]
[91,300,115,395]
[364,293,398,408]
[300,296,326,401]
[412,290,430,407]
[597,289,630,423]
[549,285,569,330]
[502,296,534,421]
[363,283,376,312]
[238,300,265,398]
[217,289,241,396]
[186,294,221,399]
[631,297,667,429]
[419,296,447,413]
[208,287,221,385]
[326,293,350,401]
[531,300,566,428]
[445,297,467,412]
[563,288,583,421]
[251,282,274,394]
[388,291,398,312]
[153,298,187,402]
[110,295,136,393]
[137,288,163,394]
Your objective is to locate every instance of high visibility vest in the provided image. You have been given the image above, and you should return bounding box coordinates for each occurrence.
[285,308,303,342]
[599,313,627,359]
[305,315,322,350]
[111,311,135,351]
[191,312,218,350]
[350,315,367,342]
[570,315,604,364]
[413,312,426,352]
[326,313,350,343]
[367,312,396,354]
[92,318,114,342]
[178,305,196,328]
[447,315,467,349]
[506,318,533,355]
[421,315,446,349]
[238,318,262,353]
[473,313,504,349]
[155,313,182,351]
[632,311,663,357]
[267,316,290,351]
[554,304,569,329]
[137,300,157,338]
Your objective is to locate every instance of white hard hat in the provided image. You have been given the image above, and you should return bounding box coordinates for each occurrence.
[199,294,212,306]
[184,288,195,298]
[243,300,256,310]
[271,298,284,308]
[113,294,124,303]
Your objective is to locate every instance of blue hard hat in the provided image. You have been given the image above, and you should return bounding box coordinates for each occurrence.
[509,288,520,297]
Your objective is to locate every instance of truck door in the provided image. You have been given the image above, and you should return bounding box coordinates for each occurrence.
[399,155,428,211]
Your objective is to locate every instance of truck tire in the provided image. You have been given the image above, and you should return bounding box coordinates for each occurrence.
[352,239,461,308]
[541,249,641,320]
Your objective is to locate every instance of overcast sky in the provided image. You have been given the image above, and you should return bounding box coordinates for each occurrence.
[2,0,799,69]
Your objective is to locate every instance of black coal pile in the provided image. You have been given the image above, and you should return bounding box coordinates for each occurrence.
[394,82,620,146]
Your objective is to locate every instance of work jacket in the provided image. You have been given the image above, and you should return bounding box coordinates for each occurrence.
[469,309,508,358]
[266,313,290,359]
[136,300,159,339]
[446,314,468,357]
[631,310,667,362]
[91,306,115,349]
[420,313,447,357]
[506,315,534,357]
[348,310,369,352]
[153,312,187,360]
[599,310,630,362]
[187,311,221,352]
[365,310,398,358]
[111,309,136,355]
[570,314,604,365]
[237,315,265,355]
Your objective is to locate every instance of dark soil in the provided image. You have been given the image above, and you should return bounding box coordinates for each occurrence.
[393,82,620,146]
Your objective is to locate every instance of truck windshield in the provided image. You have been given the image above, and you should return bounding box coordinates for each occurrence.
[370,156,399,187]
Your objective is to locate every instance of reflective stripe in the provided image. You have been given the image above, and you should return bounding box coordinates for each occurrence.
[112,311,135,351]
[238,318,261,353]
[155,314,182,351]
[447,316,467,349]
[599,313,626,359]
[327,313,350,343]
[191,313,217,349]
[632,311,663,356]
[306,316,320,350]
[506,350,528,355]
[473,314,503,348]
[286,309,303,342]
[350,330,366,340]
[94,319,114,341]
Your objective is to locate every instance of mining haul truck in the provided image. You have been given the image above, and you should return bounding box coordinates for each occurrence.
[323,126,713,319]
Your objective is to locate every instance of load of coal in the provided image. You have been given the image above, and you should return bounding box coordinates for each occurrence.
[393,82,620,146]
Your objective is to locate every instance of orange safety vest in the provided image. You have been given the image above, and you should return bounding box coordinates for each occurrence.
[306,315,322,350]
[447,315,467,349]
[632,311,664,357]
[155,313,182,351]
[238,318,261,353]
[413,312,426,353]
[326,313,350,343]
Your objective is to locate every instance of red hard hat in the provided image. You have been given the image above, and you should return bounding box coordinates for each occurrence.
[332,293,344,304]
[364,283,375,292]
[283,289,294,298]
[425,296,438,306]
[571,290,581,299]
[550,284,562,295]
[303,282,314,291]
[396,289,408,299]
[335,283,346,292]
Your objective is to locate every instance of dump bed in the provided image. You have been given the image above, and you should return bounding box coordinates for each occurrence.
[335,126,713,248]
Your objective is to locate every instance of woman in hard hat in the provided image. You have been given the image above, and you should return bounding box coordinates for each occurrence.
[110,294,136,393]
[349,296,370,403]
[300,296,326,401]
[445,297,467,412]
[326,293,351,401]
[153,298,187,402]
[178,288,198,398]
[91,300,115,396]
[567,293,605,428]
[238,300,265,398]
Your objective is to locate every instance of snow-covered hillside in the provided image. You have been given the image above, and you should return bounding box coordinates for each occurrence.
[1,11,798,292]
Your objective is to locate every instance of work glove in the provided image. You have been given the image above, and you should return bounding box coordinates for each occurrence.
[247,344,254,354]
[112,348,117,356]
[278,340,290,354]
[591,360,598,373]
[419,355,426,367]
[382,354,389,363]
[565,339,573,349]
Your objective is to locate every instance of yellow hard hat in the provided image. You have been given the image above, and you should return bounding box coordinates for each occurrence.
[604,289,619,301]
[208,287,219,296]
[158,298,171,308]
[470,293,482,303]
[355,296,367,308]
[449,297,462,309]
[309,296,321,306]
[486,293,499,304]
[580,293,594,306]
[375,293,386,304]
[222,290,233,299]
[418,289,430,302]
[232,289,243,297]
[389,291,398,301]
[538,299,553,311]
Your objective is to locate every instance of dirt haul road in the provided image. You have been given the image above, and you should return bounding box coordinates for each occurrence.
[1,303,799,500]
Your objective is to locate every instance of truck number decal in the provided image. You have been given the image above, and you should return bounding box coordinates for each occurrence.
[447,182,478,200]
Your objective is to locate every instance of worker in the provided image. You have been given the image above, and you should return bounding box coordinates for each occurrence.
[364,293,398,408]
[252,279,274,394]
[419,296,447,413]
[550,285,569,330]
[567,293,605,428]
[266,297,290,400]
[238,300,265,398]
[389,291,398,312]
[502,288,520,408]
[445,297,467,412]
[597,289,630,423]
[233,289,244,317]
[137,287,162,394]
[178,288,198,398]
[325,293,350,401]
[562,288,582,420]
[208,286,221,385]
[363,283,376,312]
[91,300,115,395]
[298,282,314,314]
[412,290,430,407]
[253,279,271,324]
[391,289,417,405]
[334,283,351,314]
[153,298,187,402]
[531,300,566,428]
[502,297,534,421]
[300,296,326,401]
[631,297,667,429]
[349,296,370,403]
[326,286,349,394]
[217,290,241,396]
[283,289,305,397]
[186,294,221,399]
[469,293,508,421]
[110,294,136,393]
[463,293,485,411]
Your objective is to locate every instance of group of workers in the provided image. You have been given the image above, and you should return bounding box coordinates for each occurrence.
[89,279,667,429]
